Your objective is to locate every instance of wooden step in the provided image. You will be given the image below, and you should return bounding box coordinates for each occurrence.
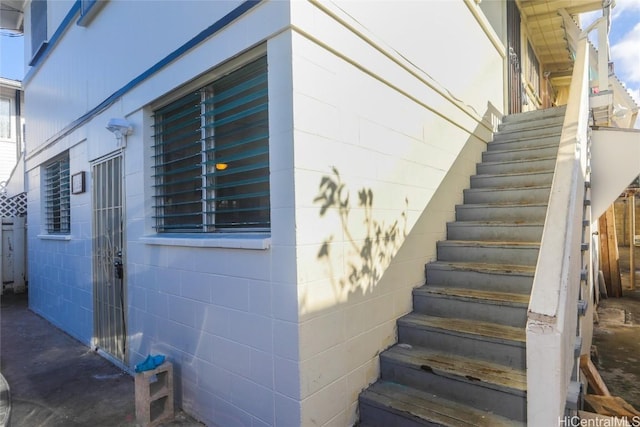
[413,286,529,327]
[397,313,526,369]
[437,240,540,266]
[425,261,534,294]
[359,381,524,427]
[380,345,527,420]
[447,221,544,242]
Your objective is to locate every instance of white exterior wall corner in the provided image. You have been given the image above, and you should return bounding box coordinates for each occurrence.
[24,1,304,426]
[289,1,504,425]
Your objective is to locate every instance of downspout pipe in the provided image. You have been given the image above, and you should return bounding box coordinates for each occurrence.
[14,87,22,157]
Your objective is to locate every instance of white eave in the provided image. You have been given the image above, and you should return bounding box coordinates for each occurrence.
[0,76,22,90]
[0,0,25,33]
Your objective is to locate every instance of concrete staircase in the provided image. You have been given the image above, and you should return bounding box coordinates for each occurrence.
[358,106,567,426]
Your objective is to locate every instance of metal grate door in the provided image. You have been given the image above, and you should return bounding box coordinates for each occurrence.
[92,155,127,362]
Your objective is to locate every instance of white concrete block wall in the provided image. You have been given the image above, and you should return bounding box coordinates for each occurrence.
[25,1,300,425]
[27,140,93,344]
[289,1,504,425]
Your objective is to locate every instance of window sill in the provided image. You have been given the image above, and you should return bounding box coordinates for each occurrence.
[38,234,72,241]
[140,233,271,250]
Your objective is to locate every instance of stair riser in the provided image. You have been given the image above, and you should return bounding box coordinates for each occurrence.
[464,187,550,204]
[455,205,547,222]
[483,145,559,163]
[437,244,539,266]
[380,360,527,421]
[493,126,562,142]
[471,172,553,188]
[498,115,565,132]
[477,158,556,175]
[358,401,437,427]
[488,135,559,151]
[426,265,533,294]
[397,324,526,370]
[413,294,527,327]
[447,223,543,242]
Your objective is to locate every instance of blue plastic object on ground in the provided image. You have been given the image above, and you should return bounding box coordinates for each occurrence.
[134,354,166,373]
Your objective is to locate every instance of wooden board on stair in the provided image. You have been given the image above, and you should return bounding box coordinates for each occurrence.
[580,354,611,396]
[584,395,640,418]
[599,205,622,297]
[578,410,631,426]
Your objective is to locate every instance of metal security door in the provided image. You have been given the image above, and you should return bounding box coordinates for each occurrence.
[507,0,522,114]
[92,155,127,362]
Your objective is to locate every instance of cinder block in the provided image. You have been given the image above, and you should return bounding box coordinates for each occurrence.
[135,361,174,427]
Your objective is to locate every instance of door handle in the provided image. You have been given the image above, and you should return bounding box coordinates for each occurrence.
[114,250,123,280]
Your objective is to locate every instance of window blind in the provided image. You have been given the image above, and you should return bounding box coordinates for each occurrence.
[152,56,270,232]
[45,157,70,234]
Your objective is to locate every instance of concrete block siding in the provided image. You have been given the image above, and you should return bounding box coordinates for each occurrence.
[289,1,502,424]
[23,0,504,425]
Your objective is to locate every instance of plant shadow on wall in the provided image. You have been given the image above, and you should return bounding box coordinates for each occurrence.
[314,167,408,298]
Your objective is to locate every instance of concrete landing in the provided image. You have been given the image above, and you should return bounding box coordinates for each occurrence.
[0,371,9,427]
[0,293,203,427]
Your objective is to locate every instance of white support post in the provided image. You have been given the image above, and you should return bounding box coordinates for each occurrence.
[597,18,609,93]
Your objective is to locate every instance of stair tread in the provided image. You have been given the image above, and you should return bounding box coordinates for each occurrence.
[428,261,535,275]
[383,345,527,392]
[499,116,565,130]
[480,156,557,166]
[448,220,543,226]
[473,170,554,178]
[399,313,526,344]
[438,240,540,248]
[485,142,559,155]
[415,286,530,306]
[457,202,547,208]
[361,381,523,427]
[501,106,566,122]
[496,123,563,136]
[465,185,550,192]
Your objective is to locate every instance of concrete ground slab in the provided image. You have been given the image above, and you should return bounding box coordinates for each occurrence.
[0,371,9,427]
[0,293,203,427]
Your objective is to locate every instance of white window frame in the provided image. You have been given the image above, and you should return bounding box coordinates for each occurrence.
[43,154,71,235]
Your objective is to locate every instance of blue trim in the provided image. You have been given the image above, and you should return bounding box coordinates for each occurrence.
[26,0,262,160]
[26,1,81,78]
[28,41,49,66]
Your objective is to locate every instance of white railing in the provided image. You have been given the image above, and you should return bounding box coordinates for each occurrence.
[526,38,591,426]
[559,7,611,94]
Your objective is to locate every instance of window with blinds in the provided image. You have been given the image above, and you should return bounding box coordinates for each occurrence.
[152,55,270,233]
[45,156,70,234]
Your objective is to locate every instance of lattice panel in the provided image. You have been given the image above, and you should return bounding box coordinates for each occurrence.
[0,193,27,218]
[12,193,27,217]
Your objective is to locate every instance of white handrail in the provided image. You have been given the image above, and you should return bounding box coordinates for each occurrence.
[526,37,591,426]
